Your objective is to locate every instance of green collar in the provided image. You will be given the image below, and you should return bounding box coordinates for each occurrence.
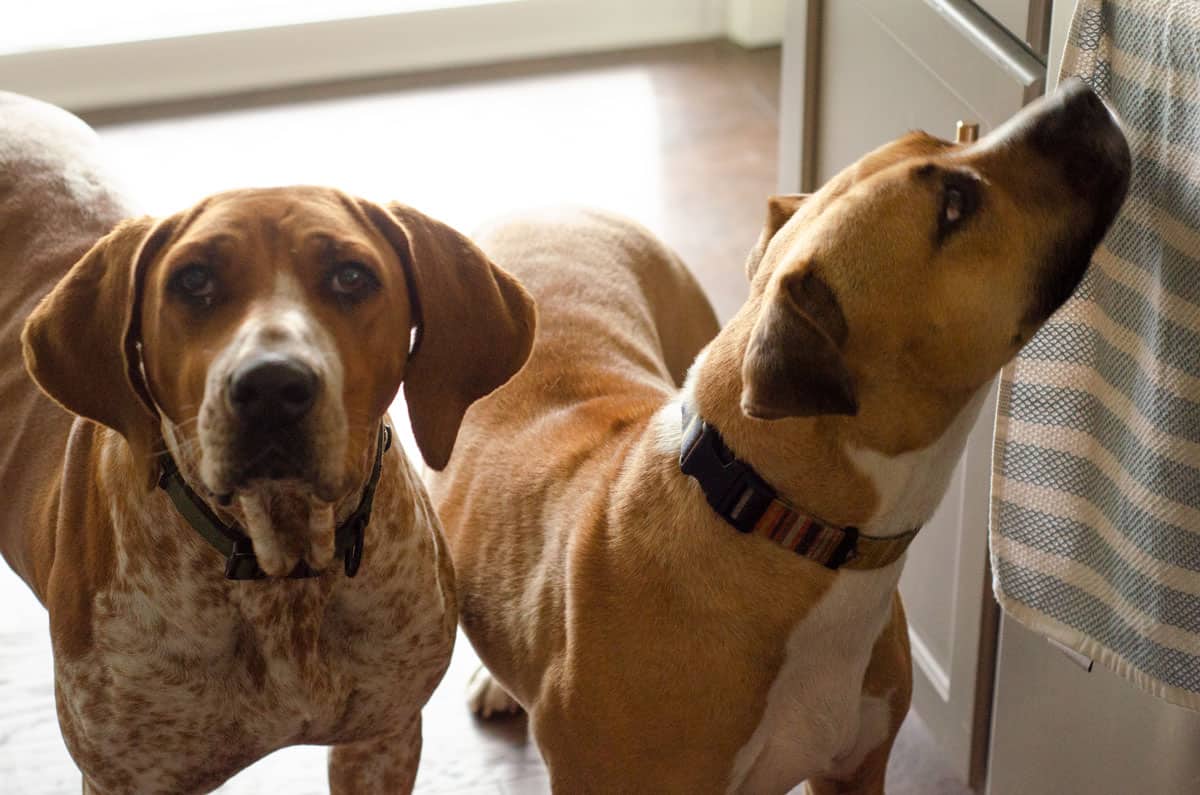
[157,425,391,580]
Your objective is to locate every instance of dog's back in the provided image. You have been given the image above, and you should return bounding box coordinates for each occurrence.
[476,208,716,387]
[436,210,717,527]
[0,93,131,590]
[429,208,718,703]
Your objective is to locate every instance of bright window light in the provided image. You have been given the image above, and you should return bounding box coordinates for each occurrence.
[2,0,517,55]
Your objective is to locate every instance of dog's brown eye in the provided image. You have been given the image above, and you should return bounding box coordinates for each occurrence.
[944,187,965,223]
[937,173,979,242]
[329,263,378,298]
[170,265,217,304]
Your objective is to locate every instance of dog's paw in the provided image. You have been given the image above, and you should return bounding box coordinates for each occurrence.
[466,665,523,719]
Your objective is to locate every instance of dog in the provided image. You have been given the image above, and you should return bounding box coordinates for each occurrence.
[0,93,535,793]
[428,79,1130,793]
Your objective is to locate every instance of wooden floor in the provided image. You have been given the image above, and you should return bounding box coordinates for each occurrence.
[0,41,969,794]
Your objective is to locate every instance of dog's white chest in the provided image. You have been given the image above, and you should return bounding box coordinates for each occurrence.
[728,566,901,794]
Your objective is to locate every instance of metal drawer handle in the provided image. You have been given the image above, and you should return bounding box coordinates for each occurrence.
[1046,635,1095,672]
[923,0,1046,88]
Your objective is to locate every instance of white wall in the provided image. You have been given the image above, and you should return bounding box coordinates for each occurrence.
[726,0,788,47]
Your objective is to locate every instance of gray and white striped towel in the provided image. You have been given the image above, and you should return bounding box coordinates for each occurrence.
[990,0,1200,710]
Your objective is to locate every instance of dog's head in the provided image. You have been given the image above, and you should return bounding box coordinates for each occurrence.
[734,80,1130,449]
[23,187,535,573]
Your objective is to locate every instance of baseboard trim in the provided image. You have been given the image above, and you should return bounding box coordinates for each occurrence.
[910,625,952,702]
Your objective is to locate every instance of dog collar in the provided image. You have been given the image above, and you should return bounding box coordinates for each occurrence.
[679,405,917,570]
[157,424,391,581]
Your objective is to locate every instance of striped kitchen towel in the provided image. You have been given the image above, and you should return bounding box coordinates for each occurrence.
[990,0,1200,710]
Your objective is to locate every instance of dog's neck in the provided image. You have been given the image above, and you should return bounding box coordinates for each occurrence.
[683,322,990,539]
[126,419,392,579]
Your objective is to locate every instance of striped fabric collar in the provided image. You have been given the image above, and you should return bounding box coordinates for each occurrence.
[678,404,918,570]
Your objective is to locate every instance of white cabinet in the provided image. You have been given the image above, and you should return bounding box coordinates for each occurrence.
[987,616,1200,795]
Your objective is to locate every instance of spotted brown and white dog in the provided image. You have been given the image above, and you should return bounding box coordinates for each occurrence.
[429,81,1130,793]
[0,93,535,793]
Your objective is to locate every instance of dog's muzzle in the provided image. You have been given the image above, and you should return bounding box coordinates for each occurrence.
[1024,78,1131,209]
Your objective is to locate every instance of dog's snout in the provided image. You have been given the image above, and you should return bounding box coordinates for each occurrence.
[228,354,318,426]
[1013,78,1132,202]
[1034,78,1107,139]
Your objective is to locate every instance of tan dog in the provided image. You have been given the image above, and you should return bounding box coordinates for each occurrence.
[0,93,534,793]
[429,80,1130,793]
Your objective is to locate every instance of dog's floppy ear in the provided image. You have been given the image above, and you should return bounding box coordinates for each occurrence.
[741,268,857,420]
[745,194,810,281]
[22,216,171,485]
[366,201,536,470]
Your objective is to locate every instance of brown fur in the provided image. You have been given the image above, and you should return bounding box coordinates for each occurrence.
[431,82,1129,794]
[0,94,535,793]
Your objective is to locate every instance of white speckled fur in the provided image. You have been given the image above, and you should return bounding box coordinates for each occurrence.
[55,430,456,794]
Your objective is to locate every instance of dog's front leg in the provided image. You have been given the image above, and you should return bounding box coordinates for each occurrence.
[803,744,891,795]
[805,598,910,795]
[328,715,422,795]
[82,776,113,795]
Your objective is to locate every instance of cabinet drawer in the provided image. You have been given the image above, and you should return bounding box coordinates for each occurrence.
[855,0,1044,102]
[974,0,1051,55]
[812,0,1041,183]
[974,0,1031,37]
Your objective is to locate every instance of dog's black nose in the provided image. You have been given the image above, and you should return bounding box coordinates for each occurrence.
[228,355,318,426]
[1022,78,1131,202]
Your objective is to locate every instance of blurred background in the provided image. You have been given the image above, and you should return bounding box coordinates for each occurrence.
[0,0,789,322]
[3,2,1198,794]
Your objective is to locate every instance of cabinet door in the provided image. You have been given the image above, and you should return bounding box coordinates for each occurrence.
[781,0,1044,785]
[987,617,1200,795]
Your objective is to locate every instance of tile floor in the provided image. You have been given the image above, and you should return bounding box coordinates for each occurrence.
[0,41,969,794]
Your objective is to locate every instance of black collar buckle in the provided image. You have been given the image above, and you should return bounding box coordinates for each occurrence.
[680,409,777,534]
[224,538,265,580]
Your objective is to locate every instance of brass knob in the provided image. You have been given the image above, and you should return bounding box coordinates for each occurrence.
[956,121,980,144]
